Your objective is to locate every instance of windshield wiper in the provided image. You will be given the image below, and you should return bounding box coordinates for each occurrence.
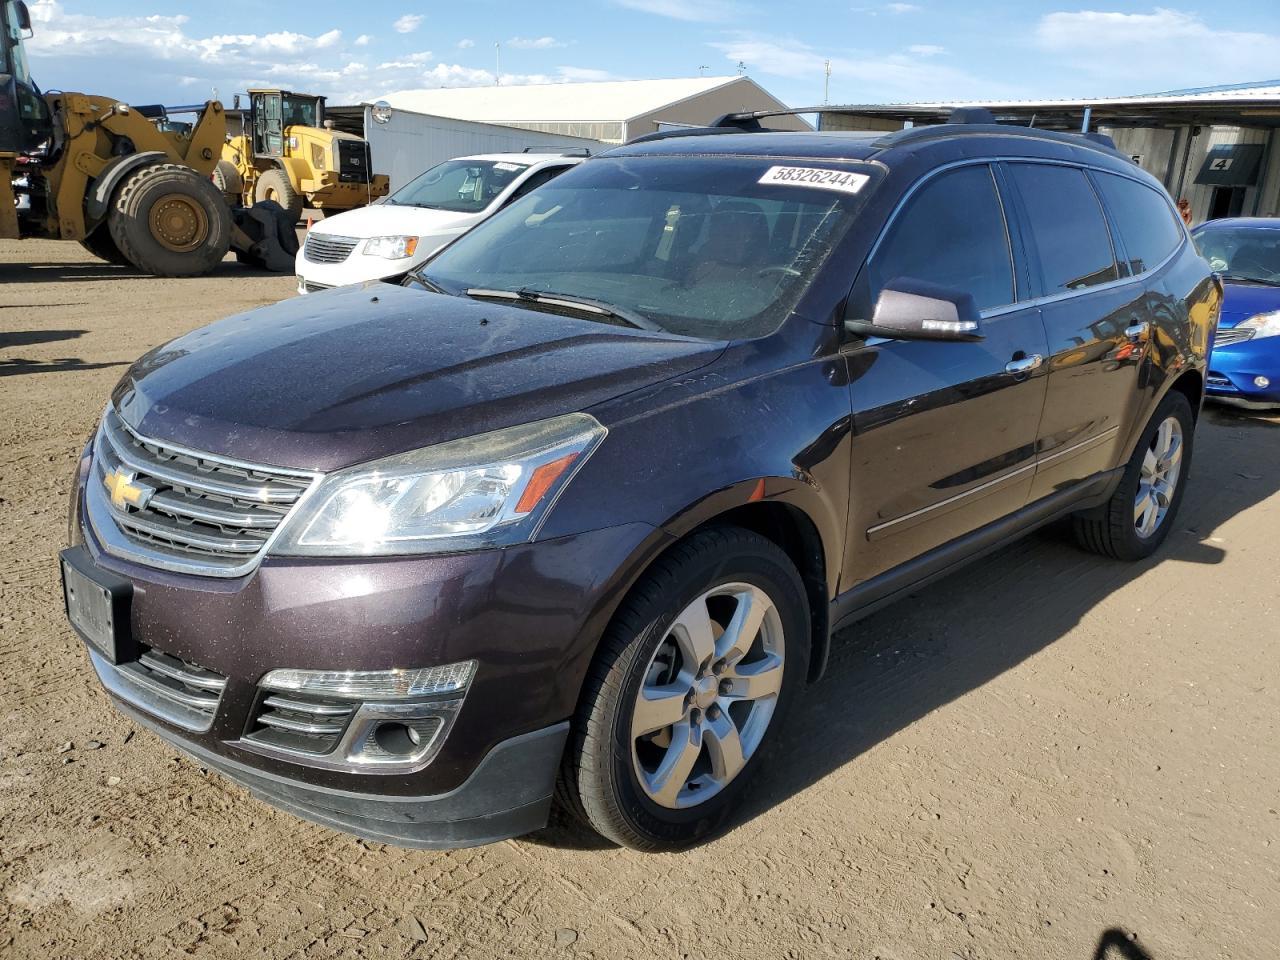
[464,287,663,331]
[1219,273,1280,287]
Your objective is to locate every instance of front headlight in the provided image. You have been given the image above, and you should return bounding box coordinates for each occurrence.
[270,413,605,557]
[363,235,419,259]
[1238,310,1280,340]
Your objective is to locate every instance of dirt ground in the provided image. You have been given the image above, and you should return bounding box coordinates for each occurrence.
[2,239,1279,960]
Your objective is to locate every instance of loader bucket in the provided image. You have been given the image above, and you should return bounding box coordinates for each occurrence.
[230,200,299,272]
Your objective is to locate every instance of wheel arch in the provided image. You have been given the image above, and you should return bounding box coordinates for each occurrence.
[1167,367,1204,422]
[85,151,167,228]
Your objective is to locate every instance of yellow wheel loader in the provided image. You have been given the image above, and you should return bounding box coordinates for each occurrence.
[1,1,296,276]
[216,89,389,223]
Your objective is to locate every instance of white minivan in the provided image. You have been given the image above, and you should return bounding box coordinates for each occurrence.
[295,152,583,293]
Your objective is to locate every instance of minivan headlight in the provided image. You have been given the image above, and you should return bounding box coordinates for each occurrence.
[363,235,419,259]
[1238,310,1280,340]
[270,413,605,556]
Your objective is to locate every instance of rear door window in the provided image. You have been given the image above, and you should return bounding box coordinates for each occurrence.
[1006,164,1118,293]
[869,164,1015,312]
[1093,172,1183,274]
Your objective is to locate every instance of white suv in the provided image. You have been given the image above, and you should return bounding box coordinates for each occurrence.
[295,152,583,293]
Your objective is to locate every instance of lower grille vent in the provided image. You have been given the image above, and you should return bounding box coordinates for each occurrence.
[244,691,356,755]
[114,650,227,731]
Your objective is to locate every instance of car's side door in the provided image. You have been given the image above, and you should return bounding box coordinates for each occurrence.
[841,162,1050,588]
[1000,162,1149,499]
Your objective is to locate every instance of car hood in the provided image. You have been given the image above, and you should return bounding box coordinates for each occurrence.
[1218,280,1280,328]
[309,203,479,240]
[112,283,725,472]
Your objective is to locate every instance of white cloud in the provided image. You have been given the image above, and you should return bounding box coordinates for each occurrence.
[1035,9,1280,90]
[612,0,737,22]
[377,51,433,70]
[886,3,920,11]
[392,13,424,34]
[457,38,475,49]
[354,34,372,46]
[907,43,944,56]
[506,36,566,49]
[711,34,999,101]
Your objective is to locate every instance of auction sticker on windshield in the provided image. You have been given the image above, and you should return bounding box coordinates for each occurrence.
[758,166,869,195]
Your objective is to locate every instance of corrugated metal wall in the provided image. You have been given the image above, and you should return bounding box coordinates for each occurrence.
[361,108,602,191]
[1106,124,1279,224]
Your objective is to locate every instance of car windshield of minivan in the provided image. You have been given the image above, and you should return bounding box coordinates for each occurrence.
[1193,226,1280,285]
[417,156,874,339]
[388,159,530,213]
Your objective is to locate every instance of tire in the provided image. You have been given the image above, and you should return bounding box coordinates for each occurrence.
[253,168,303,224]
[1072,390,1195,561]
[210,159,242,199]
[107,163,231,277]
[558,526,810,851]
[77,226,130,266]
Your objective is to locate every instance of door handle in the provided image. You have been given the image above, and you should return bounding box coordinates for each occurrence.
[1125,321,1150,340]
[1005,354,1044,376]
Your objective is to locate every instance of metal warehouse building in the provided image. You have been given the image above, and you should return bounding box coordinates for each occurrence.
[817,81,1280,226]
[378,75,810,144]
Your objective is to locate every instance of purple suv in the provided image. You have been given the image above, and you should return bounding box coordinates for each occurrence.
[62,113,1218,851]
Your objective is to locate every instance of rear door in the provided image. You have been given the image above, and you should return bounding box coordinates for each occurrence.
[1001,162,1148,499]
[842,162,1049,586]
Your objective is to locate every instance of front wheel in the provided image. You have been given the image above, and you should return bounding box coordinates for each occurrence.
[107,163,231,277]
[559,526,809,850]
[1072,391,1195,560]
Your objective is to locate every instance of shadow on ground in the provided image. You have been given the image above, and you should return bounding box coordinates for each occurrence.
[529,407,1280,850]
[0,259,283,284]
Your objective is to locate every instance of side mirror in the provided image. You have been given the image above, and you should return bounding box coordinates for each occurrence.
[845,278,984,342]
[15,0,32,35]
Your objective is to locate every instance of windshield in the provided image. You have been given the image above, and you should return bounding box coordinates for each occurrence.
[281,95,318,128]
[390,158,530,213]
[419,156,874,338]
[1193,225,1280,283]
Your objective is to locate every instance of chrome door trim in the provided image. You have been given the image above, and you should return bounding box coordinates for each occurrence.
[865,425,1123,539]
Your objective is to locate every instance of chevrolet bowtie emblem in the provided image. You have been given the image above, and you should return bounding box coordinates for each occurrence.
[103,467,155,511]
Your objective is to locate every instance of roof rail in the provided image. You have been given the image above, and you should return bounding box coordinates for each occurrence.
[520,146,592,156]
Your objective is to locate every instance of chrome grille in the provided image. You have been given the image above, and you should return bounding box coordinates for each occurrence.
[88,407,317,577]
[114,649,227,732]
[244,691,358,755]
[1214,327,1255,347]
[303,233,359,264]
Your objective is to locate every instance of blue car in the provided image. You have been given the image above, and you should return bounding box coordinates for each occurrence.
[1192,217,1280,409]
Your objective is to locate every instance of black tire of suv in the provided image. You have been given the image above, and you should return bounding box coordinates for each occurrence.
[558,526,810,851]
[1072,390,1195,561]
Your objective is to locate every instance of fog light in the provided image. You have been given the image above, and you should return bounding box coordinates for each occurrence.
[1255,376,1271,389]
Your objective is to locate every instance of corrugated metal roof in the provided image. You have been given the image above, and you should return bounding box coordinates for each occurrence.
[829,80,1280,112]
[378,76,749,124]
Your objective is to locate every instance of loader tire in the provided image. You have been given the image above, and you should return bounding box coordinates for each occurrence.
[108,163,231,277]
[253,169,304,224]
[78,226,131,266]
[210,159,243,199]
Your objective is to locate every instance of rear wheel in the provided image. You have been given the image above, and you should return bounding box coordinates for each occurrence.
[77,226,130,266]
[559,526,809,850]
[107,163,231,277]
[253,169,303,224]
[1072,391,1195,560]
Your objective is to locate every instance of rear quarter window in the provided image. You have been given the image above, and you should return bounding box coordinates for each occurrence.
[1093,172,1184,274]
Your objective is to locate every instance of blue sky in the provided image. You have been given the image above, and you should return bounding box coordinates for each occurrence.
[23,1,1280,108]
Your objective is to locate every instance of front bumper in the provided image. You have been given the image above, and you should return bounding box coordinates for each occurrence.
[68,453,657,845]
[95,654,568,849]
[1206,339,1280,408]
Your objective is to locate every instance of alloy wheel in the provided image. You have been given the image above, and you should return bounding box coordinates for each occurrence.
[630,582,785,810]
[1135,415,1184,538]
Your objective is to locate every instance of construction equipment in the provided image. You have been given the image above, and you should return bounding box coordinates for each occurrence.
[1,1,295,276]
[216,89,389,223]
